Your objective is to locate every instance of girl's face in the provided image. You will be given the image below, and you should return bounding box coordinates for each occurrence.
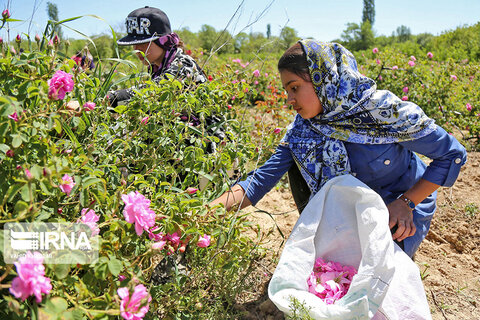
[133,42,165,67]
[280,70,323,119]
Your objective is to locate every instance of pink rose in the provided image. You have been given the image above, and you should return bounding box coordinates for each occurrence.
[48,70,74,100]
[466,103,472,111]
[167,232,181,246]
[401,96,408,101]
[376,59,381,65]
[372,47,378,54]
[253,69,260,77]
[427,52,433,59]
[25,168,33,180]
[2,9,10,19]
[307,257,356,305]
[450,75,457,81]
[121,191,156,236]
[410,55,416,61]
[152,240,167,250]
[402,86,409,93]
[117,284,151,320]
[77,208,100,236]
[59,174,75,196]
[8,112,19,122]
[273,128,282,134]
[408,61,415,67]
[197,234,211,248]
[392,65,398,70]
[83,102,95,111]
[9,252,52,303]
[186,187,198,194]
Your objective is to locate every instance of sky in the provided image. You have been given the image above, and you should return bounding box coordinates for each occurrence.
[1,0,480,43]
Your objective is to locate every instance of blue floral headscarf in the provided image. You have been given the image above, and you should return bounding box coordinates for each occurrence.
[282,39,437,196]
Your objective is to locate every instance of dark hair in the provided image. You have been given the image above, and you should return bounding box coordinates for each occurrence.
[278,42,310,81]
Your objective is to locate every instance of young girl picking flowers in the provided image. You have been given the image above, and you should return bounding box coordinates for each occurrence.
[211,39,466,259]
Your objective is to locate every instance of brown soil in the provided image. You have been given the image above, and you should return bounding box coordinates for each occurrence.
[239,152,480,320]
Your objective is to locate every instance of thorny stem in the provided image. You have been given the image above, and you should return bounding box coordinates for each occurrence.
[0,265,13,283]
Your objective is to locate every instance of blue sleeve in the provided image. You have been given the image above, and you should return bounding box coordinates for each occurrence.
[237,144,294,205]
[399,126,467,187]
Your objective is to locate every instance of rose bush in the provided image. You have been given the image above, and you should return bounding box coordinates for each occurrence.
[0,21,269,319]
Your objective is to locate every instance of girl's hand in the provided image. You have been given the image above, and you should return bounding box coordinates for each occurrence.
[387,199,416,242]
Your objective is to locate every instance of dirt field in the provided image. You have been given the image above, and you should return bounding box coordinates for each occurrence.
[239,152,480,319]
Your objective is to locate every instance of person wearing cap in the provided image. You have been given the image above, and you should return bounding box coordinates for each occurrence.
[108,6,207,107]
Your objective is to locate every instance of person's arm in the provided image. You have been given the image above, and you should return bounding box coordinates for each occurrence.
[209,144,294,211]
[107,88,136,108]
[388,126,467,241]
[209,184,251,211]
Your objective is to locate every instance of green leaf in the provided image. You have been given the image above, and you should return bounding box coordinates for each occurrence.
[94,257,109,279]
[60,309,84,320]
[45,297,69,314]
[0,96,18,116]
[0,143,10,154]
[27,85,40,98]
[107,257,123,276]
[54,118,62,134]
[11,133,23,148]
[39,180,53,195]
[20,184,31,202]
[222,260,235,269]
[52,264,71,279]
[14,200,29,215]
[35,207,53,221]
[61,121,83,153]
[114,104,127,114]
[72,116,86,134]
[82,177,104,189]
[0,123,10,137]
[5,183,24,202]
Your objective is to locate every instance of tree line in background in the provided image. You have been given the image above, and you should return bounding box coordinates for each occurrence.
[64,20,480,63]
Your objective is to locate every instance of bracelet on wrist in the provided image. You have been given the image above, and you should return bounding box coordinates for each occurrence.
[397,194,416,210]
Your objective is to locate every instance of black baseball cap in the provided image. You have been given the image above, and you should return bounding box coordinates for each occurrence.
[117,6,171,46]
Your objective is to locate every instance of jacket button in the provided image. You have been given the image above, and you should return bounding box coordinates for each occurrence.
[384,159,391,165]
[455,158,461,164]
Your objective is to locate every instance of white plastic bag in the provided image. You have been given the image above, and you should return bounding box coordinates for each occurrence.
[268,174,431,319]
